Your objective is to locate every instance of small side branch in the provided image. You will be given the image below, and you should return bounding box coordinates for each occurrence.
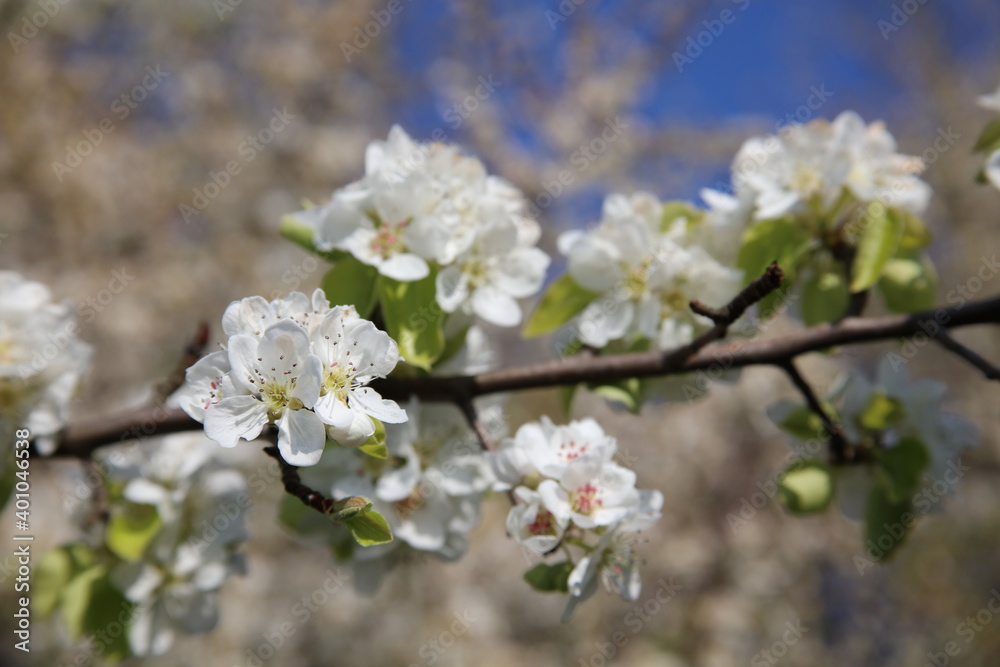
[777,359,851,463]
[457,398,495,451]
[263,446,336,514]
[934,329,1000,381]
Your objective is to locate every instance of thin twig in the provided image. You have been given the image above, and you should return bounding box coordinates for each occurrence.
[263,446,336,514]
[456,398,495,451]
[155,322,210,403]
[777,360,851,463]
[933,329,1000,381]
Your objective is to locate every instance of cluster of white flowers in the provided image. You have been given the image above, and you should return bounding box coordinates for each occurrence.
[558,192,743,351]
[701,111,931,254]
[300,396,501,592]
[491,417,663,620]
[290,325,502,591]
[0,271,91,454]
[770,357,978,520]
[172,289,407,466]
[288,126,550,327]
[100,434,249,656]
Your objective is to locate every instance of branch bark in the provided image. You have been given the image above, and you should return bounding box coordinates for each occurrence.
[51,292,1000,459]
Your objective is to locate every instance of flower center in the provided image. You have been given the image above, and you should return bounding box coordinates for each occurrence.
[322,363,354,402]
[260,380,303,420]
[527,508,558,536]
[370,220,408,258]
[557,439,588,463]
[571,482,603,515]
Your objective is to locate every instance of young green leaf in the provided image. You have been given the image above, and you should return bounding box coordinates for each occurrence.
[737,218,812,285]
[60,565,135,661]
[378,270,446,371]
[33,547,76,618]
[524,274,600,338]
[778,460,835,514]
[358,421,388,459]
[973,115,1000,153]
[864,482,914,563]
[801,270,849,326]
[106,504,163,562]
[878,255,937,313]
[850,203,903,293]
[345,509,393,546]
[524,561,575,593]
[873,436,929,502]
[321,258,381,318]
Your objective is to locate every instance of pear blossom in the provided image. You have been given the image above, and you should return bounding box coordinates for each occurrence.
[309,306,407,446]
[175,292,407,467]
[769,356,978,520]
[496,416,663,620]
[285,126,550,326]
[204,320,327,466]
[561,526,642,622]
[0,271,91,454]
[98,434,249,657]
[557,192,742,349]
[702,111,931,251]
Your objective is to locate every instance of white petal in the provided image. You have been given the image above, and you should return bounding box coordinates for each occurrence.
[350,386,408,423]
[204,396,268,448]
[471,285,521,327]
[436,265,469,313]
[379,253,430,281]
[277,409,327,466]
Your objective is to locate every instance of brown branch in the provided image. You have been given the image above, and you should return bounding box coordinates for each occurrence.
[933,329,1000,381]
[155,322,211,403]
[50,292,1000,459]
[263,446,337,515]
[777,359,851,463]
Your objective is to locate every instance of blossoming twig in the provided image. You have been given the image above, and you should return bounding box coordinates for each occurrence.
[263,445,337,514]
[777,359,851,462]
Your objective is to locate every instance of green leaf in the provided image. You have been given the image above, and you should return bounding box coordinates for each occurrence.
[523,561,574,593]
[878,255,937,313]
[358,421,387,459]
[660,200,703,231]
[850,202,902,293]
[106,504,162,562]
[895,209,932,250]
[524,274,600,338]
[345,509,393,546]
[874,436,930,502]
[321,258,381,318]
[801,270,849,326]
[378,269,446,371]
[973,115,1000,152]
[778,460,835,514]
[857,392,905,432]
[865,482,914,563]
[737,218,812,285]
[61,566,133,662]
[33,548,76,618]
[777,405,827,441]
[589,378,641,414]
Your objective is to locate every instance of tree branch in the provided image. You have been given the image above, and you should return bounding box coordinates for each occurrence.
[263,445,337,515]
[50,290,1000,459]
[932,329,1000,381]
[777,359,852,463]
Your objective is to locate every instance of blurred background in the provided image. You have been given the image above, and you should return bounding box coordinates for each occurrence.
[2,0,1000,665]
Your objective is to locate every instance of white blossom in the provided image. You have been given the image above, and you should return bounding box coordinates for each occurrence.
[0,271,91,454]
